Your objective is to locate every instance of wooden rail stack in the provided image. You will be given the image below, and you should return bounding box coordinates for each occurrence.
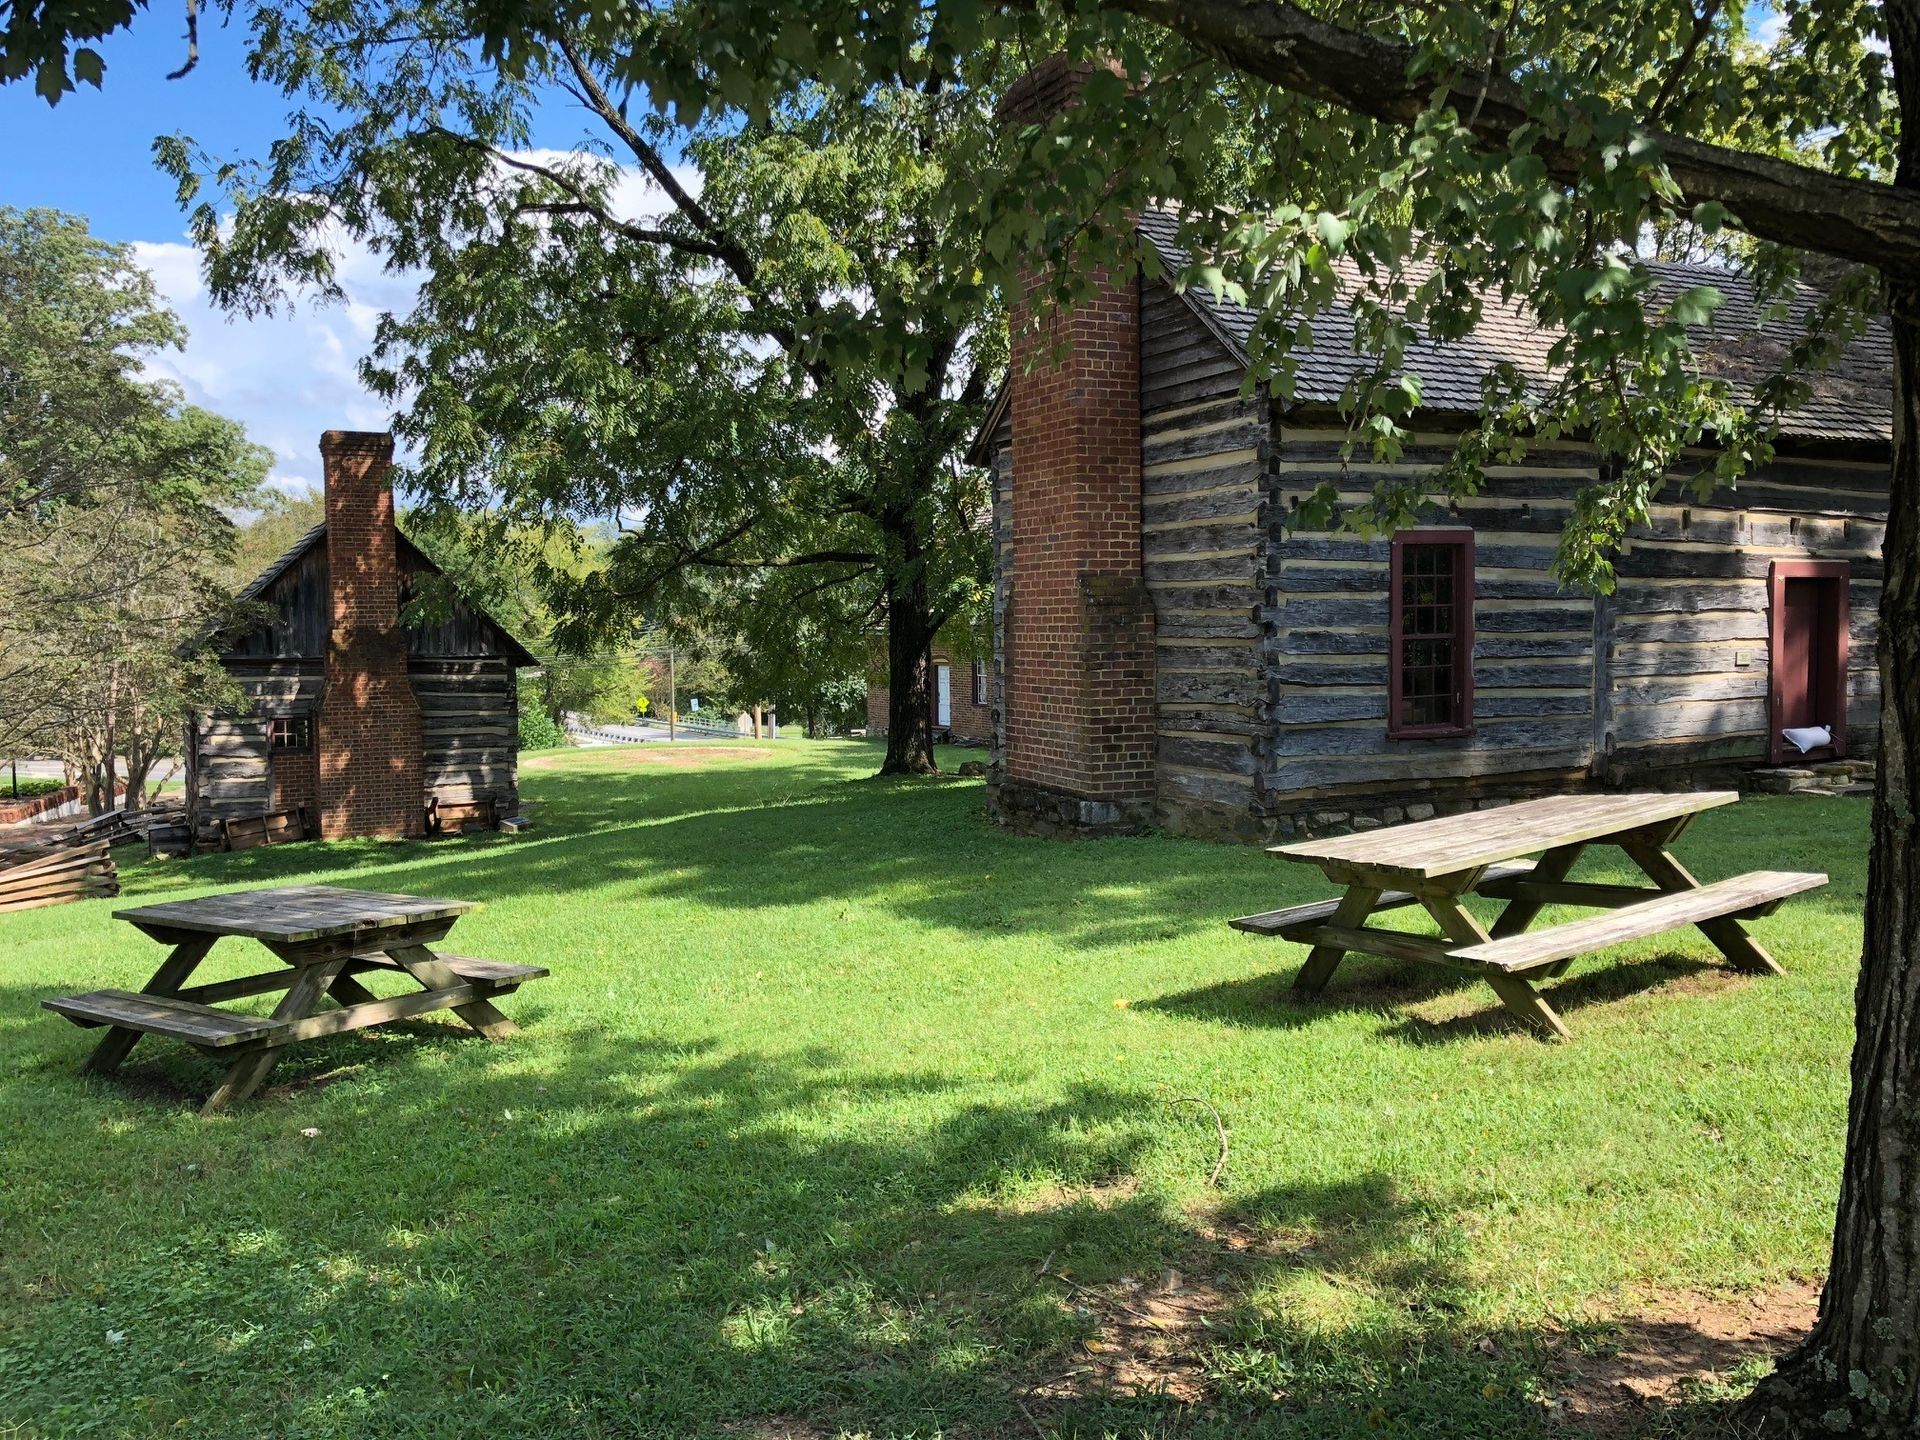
[0,839,118,913]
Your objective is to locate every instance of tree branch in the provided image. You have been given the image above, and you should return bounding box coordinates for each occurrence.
[1648,0,1722,125]
[166,0,199,80]
[685,548,879,569]
[548,31,840,390]
[1101,0,1920,274]
[509,200,737,262]
[552,32,757,289]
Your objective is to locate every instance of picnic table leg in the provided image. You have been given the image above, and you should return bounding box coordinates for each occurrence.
[1491,843,1590,979]
[1620,836,1786,976]
[1420,894,1573,1041]
[382,943,519,1039]
[326,968,382,1008]
[201,957,348,1116]
[82,936,217,1077]
[1292,884,1382,996]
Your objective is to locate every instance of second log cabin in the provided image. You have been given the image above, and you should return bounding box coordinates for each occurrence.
[186,431,536,844]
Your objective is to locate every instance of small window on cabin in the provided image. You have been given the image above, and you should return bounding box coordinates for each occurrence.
[972,657,988,705]
[1389,530,1475,739]
[268,717,312,752]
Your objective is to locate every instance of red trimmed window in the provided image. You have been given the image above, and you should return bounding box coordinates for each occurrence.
[1389,529,1475,739]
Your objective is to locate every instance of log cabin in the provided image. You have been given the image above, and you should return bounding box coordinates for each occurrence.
[970,66,1890,841]
[185,431,535,844]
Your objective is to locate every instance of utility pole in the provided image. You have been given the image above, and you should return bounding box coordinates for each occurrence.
[667,649,677,742]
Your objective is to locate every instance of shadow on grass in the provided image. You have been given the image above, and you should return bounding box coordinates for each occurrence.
[0,1016,1578,1439]
[2,747,1854,1436]
[112,764,1298,959]
[106,745,1873,965]
[1147,951,1722,1043]
[86,750,1869,1071]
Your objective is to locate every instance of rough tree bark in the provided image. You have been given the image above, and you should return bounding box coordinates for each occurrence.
[882,565,939,775]
[1748,298,1920,1440]
[1748,6,1920,1425]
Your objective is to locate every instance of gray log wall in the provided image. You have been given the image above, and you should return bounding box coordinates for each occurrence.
[1138,281,1270,838]
[1264,429,1886,819]
[185,665,323,836]
[413,657,520,812]
[1264,431,1600,804]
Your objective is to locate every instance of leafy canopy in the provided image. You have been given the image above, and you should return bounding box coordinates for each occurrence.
[427,0,1891,590]
[152,0,1006,756]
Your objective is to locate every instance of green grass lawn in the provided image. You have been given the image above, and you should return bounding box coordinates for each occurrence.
[0,742,1866,1438]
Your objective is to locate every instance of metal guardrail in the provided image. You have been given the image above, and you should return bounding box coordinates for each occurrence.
[562,716,747,745]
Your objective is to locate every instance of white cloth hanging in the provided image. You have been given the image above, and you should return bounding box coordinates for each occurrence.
[1782,725,1833,755]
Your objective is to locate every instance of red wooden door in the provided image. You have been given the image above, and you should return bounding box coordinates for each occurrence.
[1768,561,1850,762]
[1777,579,1824,731]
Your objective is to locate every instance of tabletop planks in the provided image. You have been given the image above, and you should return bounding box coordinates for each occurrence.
[114,885,477,943]
[1269,791,1741,880]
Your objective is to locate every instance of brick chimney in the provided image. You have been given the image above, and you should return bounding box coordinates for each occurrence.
[991,56,1156,833]
[315,431,425,839]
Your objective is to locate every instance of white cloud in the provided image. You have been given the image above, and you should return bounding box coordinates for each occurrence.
[129,154,703,495]
[1749,6,1787,47]
[133,235,405,495]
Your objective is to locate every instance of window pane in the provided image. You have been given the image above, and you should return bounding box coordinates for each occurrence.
[1396,537,1467,731]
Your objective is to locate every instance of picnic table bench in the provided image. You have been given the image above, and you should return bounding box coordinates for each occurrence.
[43,884,547,1114]
[1231,791,1825,1039]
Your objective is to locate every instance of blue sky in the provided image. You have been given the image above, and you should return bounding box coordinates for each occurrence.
[1,19,671,499]
[0,19,292,240]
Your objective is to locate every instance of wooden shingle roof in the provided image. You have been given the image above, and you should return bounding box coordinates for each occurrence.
[226,522,540,667]
[1133,208,1892,448]
[969,214,1893,462]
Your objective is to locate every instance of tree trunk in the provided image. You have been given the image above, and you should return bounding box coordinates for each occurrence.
[1745,286,1920,1435]
[881,572,937,775]
[1744,14,1920,1423]
[122,746,151,814]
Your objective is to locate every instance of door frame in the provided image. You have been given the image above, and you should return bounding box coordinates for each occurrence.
[1767,558,1851,764]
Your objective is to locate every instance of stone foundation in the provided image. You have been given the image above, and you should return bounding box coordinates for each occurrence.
[993,747,1850,847]
[987,778,1153,838]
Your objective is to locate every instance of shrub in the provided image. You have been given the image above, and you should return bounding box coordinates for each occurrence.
[517,692,569,750]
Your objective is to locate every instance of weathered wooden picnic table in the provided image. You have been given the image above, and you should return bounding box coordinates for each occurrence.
[43,884,547,1113]
[1231,791,1826,1039]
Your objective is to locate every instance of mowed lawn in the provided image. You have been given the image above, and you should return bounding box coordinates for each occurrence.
[0,742,1866,1439]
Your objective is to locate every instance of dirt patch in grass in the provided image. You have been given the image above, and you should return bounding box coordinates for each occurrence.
[1019,1206,1288,1407]
[1008,1176,1142,1214]
[720,1418,835,1440]
[1550,1281,1821,1435]
[524,745,775,771]
[1030,1264,1228,1405]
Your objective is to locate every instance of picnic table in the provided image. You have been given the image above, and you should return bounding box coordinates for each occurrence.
[43,884,548,1113]
[1231,791,1825,1039]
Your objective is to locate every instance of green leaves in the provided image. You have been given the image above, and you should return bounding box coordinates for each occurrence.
[1665,285,1724,328]
[69,45,103,86]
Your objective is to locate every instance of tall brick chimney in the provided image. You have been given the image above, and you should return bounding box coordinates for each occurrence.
[315,430,425,840]
[991,56,1157,834]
